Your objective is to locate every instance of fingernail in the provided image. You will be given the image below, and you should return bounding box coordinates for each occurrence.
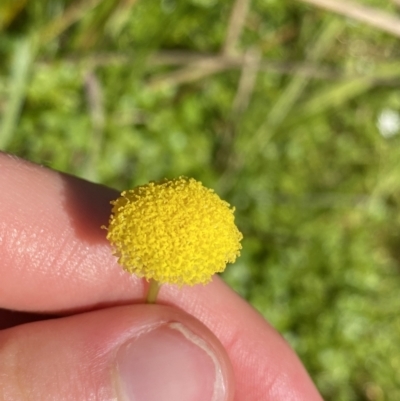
[114,322,226,401]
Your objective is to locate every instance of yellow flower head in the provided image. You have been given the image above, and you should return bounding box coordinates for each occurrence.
[106,177,242,286]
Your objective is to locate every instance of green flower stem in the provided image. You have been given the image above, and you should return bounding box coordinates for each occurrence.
[146,279,161,304]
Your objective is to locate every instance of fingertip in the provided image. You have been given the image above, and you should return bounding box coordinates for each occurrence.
[0,305,234,401]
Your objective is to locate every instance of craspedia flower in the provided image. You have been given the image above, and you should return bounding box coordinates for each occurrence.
[105,177,242,286]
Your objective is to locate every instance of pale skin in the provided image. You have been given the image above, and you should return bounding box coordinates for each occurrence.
[0,152,323,401]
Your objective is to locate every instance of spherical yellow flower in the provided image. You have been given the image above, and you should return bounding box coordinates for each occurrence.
[106,177,242,286]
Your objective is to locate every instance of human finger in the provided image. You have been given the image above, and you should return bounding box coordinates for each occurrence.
[0,304,234,401]
[0,153,323,400]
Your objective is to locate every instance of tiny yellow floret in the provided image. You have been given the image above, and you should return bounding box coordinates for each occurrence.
[106,177,242,286]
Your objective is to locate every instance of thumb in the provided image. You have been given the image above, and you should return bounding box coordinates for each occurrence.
[0,305,234,401]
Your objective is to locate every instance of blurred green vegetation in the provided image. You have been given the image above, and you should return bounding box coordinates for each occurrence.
[1,0,400,399]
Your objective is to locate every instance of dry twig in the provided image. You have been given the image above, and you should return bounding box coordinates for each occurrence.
[298,0,400,38]
[231,48,261,116]
[223,0,251,55]
[84,71,104,182]
[147,58,230,89]
[39,0,103,44]
[147,52,341,89]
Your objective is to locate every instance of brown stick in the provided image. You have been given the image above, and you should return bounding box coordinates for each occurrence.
[83,71,104,181]
[231,48,261,116]
[39,0,103,44]
[223,0,251,55]
[298,0,400,38]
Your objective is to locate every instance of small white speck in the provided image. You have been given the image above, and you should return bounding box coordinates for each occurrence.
[377,109,400,139]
